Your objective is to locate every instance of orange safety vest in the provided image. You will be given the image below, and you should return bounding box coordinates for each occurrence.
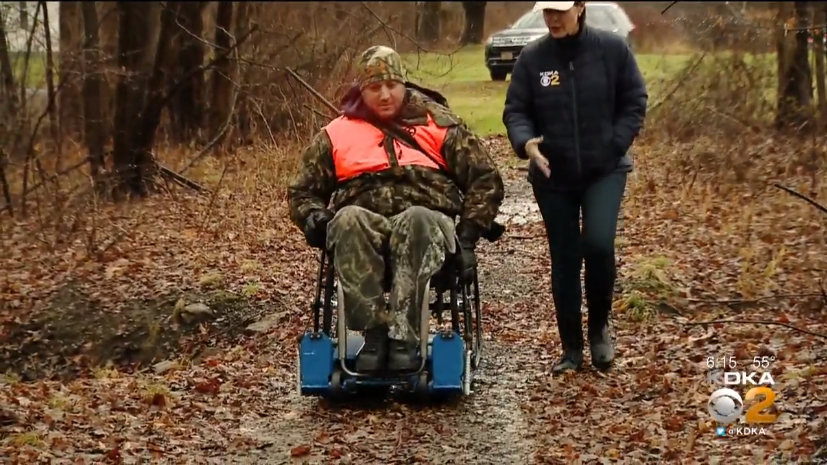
[324,115,449,182]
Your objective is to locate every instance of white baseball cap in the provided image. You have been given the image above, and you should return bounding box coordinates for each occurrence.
[532,1,576,12]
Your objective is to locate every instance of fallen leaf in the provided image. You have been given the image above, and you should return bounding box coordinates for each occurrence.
[290,445,311,457]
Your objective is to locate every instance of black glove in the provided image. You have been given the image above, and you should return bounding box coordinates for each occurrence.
[304,209,334,249]
[482,221,506,242]
[457,243,477,283]
[455,222,480,282]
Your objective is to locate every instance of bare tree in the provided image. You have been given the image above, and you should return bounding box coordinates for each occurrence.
[460,1,487,45]
[0,10,17,113]
[208,1,235,152]
[58,1,82,137]
[813,4,826,128]
[0,12,14,215]
[40,1,61,161]
[97,1,121,147]
[416,1,442,45]
[169,1,208,143]
[775,2,813,131]
[111,1,159,198]
[230,1,251,148]
[80,2,106,190]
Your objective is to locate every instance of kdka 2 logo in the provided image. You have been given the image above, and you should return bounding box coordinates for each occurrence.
[707,371,777,436]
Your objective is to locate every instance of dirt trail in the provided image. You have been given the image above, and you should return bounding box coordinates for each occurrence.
[227,167,545,464]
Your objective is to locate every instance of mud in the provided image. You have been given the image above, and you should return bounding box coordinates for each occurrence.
[0,283,278,381]
[494,176,542,226]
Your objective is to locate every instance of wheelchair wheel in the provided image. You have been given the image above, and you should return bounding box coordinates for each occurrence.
[472,275,483,369]
[321,262,336,336]
[459,273,484,371]
[415,372,430,401]
[331,370,343,395]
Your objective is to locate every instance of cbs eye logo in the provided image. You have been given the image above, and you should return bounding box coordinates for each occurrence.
[708,387,777,424]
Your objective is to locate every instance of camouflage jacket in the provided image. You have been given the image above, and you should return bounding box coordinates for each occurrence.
[288,90,505,240]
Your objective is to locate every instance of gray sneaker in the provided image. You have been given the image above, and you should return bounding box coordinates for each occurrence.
[552,350,584,375]
[589,325,614,371]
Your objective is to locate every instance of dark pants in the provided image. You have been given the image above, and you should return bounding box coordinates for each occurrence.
[532,172,627,352]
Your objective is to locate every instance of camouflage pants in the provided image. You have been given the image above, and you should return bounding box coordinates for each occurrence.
[326,205,456,343]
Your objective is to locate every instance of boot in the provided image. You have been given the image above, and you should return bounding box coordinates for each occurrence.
[589,324,614,371]
[387,339,420,371]
[587,293,614,371]
[553,313,584,375]
[552,348,584,374]
[356,326,388,372]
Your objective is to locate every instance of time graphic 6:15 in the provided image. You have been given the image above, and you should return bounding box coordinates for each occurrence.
[706,356,775,370]
[707,356,737,369]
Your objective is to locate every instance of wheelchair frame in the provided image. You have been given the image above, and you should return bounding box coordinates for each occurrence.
[298,242,484,398]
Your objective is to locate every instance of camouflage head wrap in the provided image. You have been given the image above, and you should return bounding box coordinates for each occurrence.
[356,45,406,90]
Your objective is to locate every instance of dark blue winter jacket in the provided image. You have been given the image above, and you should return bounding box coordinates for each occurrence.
[502,26,648,191]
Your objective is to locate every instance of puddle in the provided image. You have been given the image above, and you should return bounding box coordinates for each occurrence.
[496,201,541,226]
[495,175,543,226]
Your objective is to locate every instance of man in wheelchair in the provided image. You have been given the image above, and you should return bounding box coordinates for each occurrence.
[288,45,505,373]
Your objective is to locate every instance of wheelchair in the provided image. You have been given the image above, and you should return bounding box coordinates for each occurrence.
[296,222,505,399]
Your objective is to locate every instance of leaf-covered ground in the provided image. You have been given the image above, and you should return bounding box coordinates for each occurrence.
[2,135,826,463]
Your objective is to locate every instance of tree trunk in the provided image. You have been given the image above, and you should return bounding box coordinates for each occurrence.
[0,15,17,114]
[133,2,179,155]
[209,1,235,154]
[0,21,15,213]
[814,5,827,128]
[169,1,207,144]
[58,2,82,138]
[230,1,251,149]
[80,2,106,192]
[460,2,487,45]
[111,1,158,199]
[40,1,61,162]
[96,2,120,151]
[775,2,813,132]
[416,1,442,45]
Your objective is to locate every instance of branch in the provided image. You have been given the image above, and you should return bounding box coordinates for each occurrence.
[785,24,827,33]
[179,117,233,175]
[359,1,445,54]
[772,183,827,216]
[158,164,210,193]
[303,103,336,120]
[682,319,827,339]
[687,293,822,305]
[286,67,339,114]
[648,53,707,114]
[661,1,679,15]
[821,279,827,307]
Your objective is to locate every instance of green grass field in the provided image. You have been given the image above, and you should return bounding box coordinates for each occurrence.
[402,45,695,136]
[10,52,49,89]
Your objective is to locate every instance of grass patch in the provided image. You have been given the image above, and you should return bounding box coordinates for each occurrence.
[618,256,676,323]
[10,51,49,88]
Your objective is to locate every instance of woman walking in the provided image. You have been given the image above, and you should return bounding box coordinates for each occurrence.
[502,1,647,374]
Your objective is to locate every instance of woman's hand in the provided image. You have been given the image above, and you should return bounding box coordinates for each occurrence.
[525,136,550,178]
